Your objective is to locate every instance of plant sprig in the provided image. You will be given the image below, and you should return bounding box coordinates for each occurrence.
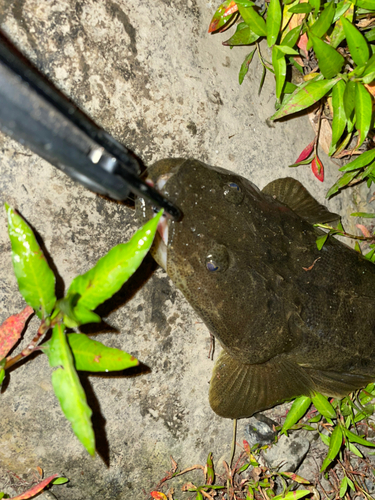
[0,204,163,455]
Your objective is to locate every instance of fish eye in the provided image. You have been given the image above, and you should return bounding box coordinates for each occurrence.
[223,181,244,204]
[205,243,229,273]
[206,259,220,272]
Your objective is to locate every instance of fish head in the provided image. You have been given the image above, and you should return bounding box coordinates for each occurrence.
[136,157,294,361]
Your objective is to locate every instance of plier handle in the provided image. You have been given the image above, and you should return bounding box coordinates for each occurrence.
[0,31,181,220]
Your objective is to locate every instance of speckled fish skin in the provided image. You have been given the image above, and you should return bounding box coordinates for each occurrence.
[136,158,375,419]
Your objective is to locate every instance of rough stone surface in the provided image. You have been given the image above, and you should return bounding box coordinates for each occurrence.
[244,415,278,448]
[263,433,310,472]
[0,0,374,498]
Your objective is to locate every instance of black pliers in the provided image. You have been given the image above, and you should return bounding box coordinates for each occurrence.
[0,31,181,220]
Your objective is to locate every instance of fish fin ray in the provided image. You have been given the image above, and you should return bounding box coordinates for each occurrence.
[304,367,375,398]
[262,177,339,225]
[209,350,315,419]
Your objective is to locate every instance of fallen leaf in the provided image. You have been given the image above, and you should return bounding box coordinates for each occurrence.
[308,111,332,155]
[182,482,196,492]
[151,492,168,500]
[9,474,59,500]
[297,32,309,58]
[357,18,375,28]
[364,82,375,98]
[357,224,371,238]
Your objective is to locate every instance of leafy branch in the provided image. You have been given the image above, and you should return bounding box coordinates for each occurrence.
[1,203,163,455]
[209,0,375,192]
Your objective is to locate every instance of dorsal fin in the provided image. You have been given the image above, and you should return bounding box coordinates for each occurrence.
[262,177,340,225]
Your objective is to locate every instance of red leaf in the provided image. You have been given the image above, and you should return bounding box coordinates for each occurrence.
[297,32,309,58]
[0,306,34,359]
[295,139,315,164]
[356,224,371,238]
[150,492,167,500]
[208,0,238,32]
[224,1,238,16]
[243,440,251,454]
[9,474,59,500]
[312,155,324,182]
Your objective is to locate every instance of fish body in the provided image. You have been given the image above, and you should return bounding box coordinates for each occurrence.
[136,158,375,419]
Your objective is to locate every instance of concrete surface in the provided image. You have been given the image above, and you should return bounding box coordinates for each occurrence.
[0,0,372,498]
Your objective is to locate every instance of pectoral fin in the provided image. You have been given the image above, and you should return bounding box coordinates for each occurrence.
[262,177,339,225]
[209,350,315,419]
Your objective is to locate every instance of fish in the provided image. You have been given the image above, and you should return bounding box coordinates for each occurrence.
[136,157,375,419]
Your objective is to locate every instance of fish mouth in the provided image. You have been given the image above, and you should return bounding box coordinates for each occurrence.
[147,171,175,271]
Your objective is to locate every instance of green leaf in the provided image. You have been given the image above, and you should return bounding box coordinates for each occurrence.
[316,233,329,250]
[5,204,56,320]
[69,303,101,326]
[45,324,95,455]
[356,0,375,10]
[289,3,312,13]
[351,212,375,217]
[281,395,312,433]
[319,432,331,446]
[340,476,348,497]
[344,427,375,447]
[223,22,260,45]
[276,45,299,55]
[355,82,372,147]
[333,0,351,23]
[339,149,375,171]
[284,82,298,94]
[66,212,162,312]
[331,80,346,149]
[309,0,320,9]
[273,491,310,500]
[364,27,375,43]
[271,77,339,120]
[320,425,343,471]
[347,442,363,457]
[238,4,267,36]
[0,368,5,386]
[312,393,336,418]
[239,49,257,84]
[52,477,69,485]
[309,34,344,78]
[281,25,301,47]
[272,46,287,99]
[267,0,282,46]
[309,414,322,423]
[362,56,375,83]
[343,79,356,129]
[68,333,139,372]
[341,16,370,66]
[307,1,336,49]
[326,170,359,197]
[55,295,101,328]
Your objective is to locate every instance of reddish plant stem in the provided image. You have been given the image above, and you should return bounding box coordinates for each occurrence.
[5,319,50,370]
